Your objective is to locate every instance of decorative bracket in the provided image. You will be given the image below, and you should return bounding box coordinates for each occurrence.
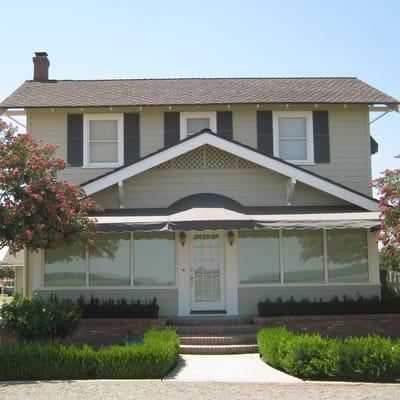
[118,180,125,209]
[286,177,296,206]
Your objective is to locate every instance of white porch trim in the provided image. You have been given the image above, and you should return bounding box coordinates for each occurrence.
[82,132,378,211]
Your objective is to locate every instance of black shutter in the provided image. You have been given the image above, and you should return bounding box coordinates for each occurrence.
[256,111,273,156]
[67,114,83,166]
[164,112,180,147]
[124,113,140,164]
[217,111,233,140]
[313,111,330,163]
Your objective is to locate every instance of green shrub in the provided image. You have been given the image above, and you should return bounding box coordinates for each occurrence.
[0,344,96,380]
[96,328,179,379]
[257,327,294,368]
[0,293,81,343]
[339,336,400,382]
[257,327,400,382]
[0,328,179,381]
[78,295,159,319]
[258,294,400,317]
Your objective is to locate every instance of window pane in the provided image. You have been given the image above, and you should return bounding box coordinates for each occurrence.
[238,231,280,283]
[283,230,324,282]
[279,139,307,160]
[279,117,306,138]
[89,120,118,140]
[187,118,210,135]
[89,233,130,286]
[44,243,86,287]
[134,232,176,286]
[327,229,369,282]
[90,142,118,163]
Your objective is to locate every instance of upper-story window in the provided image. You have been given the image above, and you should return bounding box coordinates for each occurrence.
[273,111,314,164]
[180,112,217,139]
[83,114,124,167]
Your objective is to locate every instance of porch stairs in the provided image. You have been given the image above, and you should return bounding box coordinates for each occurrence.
[167,317,259,354]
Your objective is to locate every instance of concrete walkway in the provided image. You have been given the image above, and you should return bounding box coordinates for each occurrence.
[165,353,301,383]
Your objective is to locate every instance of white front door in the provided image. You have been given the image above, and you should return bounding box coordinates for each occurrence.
[190,233,226,312]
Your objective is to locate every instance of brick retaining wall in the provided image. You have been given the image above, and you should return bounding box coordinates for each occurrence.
[254,314,400,337]
[0,318,167,348]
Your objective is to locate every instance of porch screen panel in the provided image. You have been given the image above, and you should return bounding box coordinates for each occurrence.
[134,232,176,286]
[44,243,86,287]
[282,230,324,282]
[89,233,130,286]
[238,231,280,283]
[327,229,369,282]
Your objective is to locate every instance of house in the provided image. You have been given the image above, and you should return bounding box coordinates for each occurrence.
[0,52,398,316]
[0,247,24,294]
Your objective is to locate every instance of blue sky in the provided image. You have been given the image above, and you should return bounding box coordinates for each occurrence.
[0,0,399,182]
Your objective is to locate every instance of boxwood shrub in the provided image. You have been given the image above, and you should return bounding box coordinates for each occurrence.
[78,295,159,319]
[0,328,179,381]
[257,327,400,382]
[258,293,400,317]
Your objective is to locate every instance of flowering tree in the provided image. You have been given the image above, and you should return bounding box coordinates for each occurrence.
[371,157,400,267]
[0,121,98,253]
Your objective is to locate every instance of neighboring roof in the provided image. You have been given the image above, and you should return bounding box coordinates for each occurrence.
[81,130,379,212]
[0,77,398,108]
[0,247,24,266]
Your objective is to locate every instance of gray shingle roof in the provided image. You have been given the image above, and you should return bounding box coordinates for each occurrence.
[0,77,398,108]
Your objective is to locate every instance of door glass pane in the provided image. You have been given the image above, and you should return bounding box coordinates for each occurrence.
[282,230,324,282]
[238,231,280,283]
[187,118,210,135]
[90,142,118,163]
[89,233,130,286]
[134,232,176,286]
[279,117,306,138]
[327,229,369,282]
[89,120,118,140]
[279,139,307,160]
[44,243,86,287]
[194,234,220,302]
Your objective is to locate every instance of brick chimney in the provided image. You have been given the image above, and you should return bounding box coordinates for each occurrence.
[32,52,50,81]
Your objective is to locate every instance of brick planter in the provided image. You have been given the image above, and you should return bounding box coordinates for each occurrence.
[254,313,400,338]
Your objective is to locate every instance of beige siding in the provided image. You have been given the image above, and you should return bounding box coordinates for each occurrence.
[27,104,372,193]
[238,285,381,315]
[92,167,347,209]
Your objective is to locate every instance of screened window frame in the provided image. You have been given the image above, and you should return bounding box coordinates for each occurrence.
[238,228,371,287]
[180,111,217,139]
[41,232,178,289]
[83,113,124,168]
[272,111,314,164]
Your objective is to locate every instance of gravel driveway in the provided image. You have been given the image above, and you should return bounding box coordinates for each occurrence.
[1,381,399,400]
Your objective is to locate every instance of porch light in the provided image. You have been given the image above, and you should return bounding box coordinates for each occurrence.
[227,230,235,246]
[179,231,187,247]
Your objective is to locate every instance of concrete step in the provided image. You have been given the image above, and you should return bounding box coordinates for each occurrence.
[167,317,254,326]
[179,334,257,346]
[180,344,259,354]
[173,324,259,335]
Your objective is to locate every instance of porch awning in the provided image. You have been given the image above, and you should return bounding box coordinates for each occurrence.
[94,209,380,232]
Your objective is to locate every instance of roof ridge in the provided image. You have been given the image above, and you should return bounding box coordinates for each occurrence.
[24,76,359,83]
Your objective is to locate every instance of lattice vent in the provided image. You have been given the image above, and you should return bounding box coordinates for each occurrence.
[155,145,258,169]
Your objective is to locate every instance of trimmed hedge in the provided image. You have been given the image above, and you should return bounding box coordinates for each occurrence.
[77,295,159,319]
[257,327,400,382]
[0,328,179,381]
[258,293,400,317]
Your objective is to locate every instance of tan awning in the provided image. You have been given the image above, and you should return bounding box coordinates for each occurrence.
[93,210,380,232]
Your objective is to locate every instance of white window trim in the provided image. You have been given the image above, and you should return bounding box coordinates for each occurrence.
[83,113,124,168]
[272,111,314,165]
[180,111,217,139]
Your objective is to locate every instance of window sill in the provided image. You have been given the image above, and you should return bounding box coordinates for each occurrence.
[82,164,123,169]
[285,161,316,166]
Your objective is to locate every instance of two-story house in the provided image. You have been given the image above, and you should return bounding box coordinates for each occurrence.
[1,52,398,316]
